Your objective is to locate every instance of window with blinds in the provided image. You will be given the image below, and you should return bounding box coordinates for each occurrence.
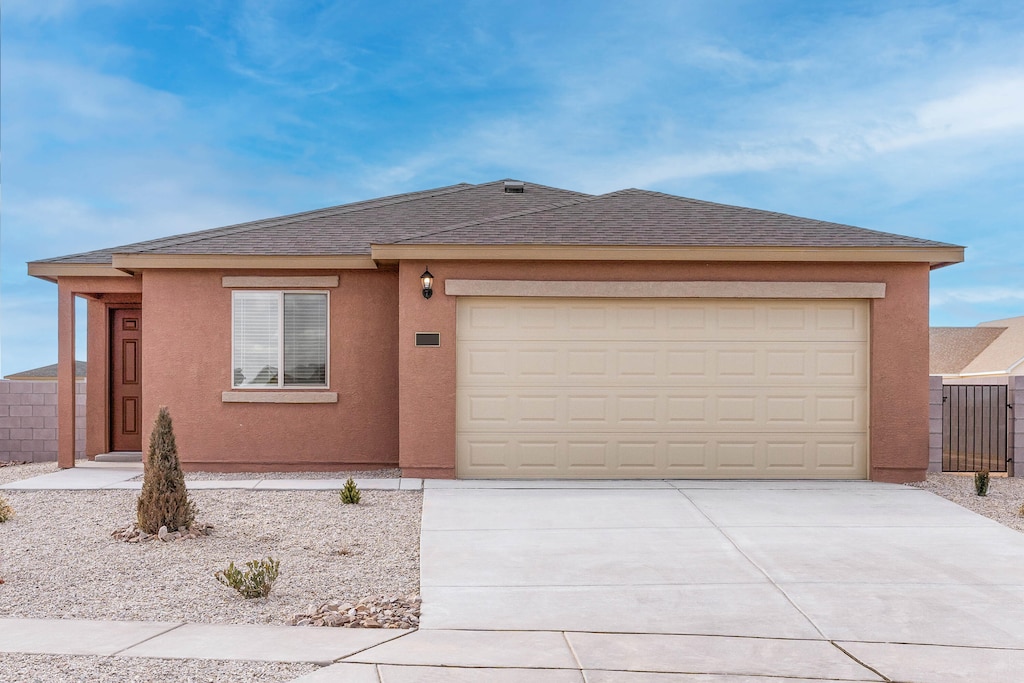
[232,291,328,388]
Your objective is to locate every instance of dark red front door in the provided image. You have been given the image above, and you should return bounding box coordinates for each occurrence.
[110,308,142,451]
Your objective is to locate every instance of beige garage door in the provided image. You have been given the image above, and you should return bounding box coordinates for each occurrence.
[456,297,869,479]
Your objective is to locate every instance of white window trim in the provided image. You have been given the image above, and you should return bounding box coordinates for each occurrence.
[230,289,330,390]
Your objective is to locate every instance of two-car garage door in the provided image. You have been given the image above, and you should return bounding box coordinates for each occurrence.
[456,297,869,479]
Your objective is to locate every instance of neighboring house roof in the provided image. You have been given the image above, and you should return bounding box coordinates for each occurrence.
[4,361,87,381]
[930,315,1024,377]
[30,180,961,274]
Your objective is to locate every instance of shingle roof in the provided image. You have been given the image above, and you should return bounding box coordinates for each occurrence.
[37,181,588,264]
[930,328,1006,374]
[33,180,958,265]
[395,189,954,248]
[4,361,87,380]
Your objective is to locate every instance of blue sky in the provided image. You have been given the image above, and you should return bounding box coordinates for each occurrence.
[2,0,1023,375]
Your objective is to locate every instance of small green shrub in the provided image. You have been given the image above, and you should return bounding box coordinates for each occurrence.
[340,477,361,505]
[0,495,14,523]
[215,557,280,599]
[974,469,990,497]
[1017,503,1024,518]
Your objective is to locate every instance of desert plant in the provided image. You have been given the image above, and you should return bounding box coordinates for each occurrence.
[974,469,990,497]
[0,495,14,523]
[137,407,196,534]
[340,476,361,504]
[1018,503,1024,518]
[215,557,280,598]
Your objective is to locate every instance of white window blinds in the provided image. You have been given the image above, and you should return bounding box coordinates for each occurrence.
[284,294,327,386]
[232,291,328,388]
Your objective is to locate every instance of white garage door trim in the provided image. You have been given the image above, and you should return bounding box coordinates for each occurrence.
[456,297,870,480]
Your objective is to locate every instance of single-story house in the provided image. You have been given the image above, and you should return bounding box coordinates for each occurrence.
[931,315,1024,384]
[3,361,87,382]
[28,179,964,482]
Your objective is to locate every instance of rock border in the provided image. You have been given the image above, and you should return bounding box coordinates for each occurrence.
[290,594,420,629]
[112,521,214,543]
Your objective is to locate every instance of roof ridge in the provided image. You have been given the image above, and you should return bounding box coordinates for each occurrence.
[388,193,603,244]
[386,188,665,244]
[118,183,478,255]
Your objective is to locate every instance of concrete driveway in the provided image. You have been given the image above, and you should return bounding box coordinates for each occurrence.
[404,479,1024,682]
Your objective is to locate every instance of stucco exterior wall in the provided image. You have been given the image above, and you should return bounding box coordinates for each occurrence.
[140,269,400,471]
[397,259,934,482]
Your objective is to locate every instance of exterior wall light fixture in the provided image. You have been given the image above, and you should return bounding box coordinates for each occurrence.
[420,268,434,299]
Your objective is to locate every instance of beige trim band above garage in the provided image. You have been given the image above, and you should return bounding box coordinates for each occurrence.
[111,254,377,272]
[222,276,339,288]
[372,243,964,268]
[445,280,887,299]
[221,391,338,404]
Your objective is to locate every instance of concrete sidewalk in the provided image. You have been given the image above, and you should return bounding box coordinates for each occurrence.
[2,616,1022,681]
[0,461,423,491]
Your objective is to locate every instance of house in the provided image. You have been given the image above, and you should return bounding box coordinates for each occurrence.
[28,180,964,482]
[3,361,87,381]
[931,316,1024,383]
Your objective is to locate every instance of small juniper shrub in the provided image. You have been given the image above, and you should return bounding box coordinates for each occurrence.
[137,407,196,534]
[340,477,361,504]
[974,469,990,497]
[215,557,280,599]
[0,495,14,523]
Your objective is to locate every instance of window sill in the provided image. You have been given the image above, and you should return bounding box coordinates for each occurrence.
[221,391,338,404]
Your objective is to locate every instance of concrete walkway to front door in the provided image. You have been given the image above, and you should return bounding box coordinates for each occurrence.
[395,479,1024,681]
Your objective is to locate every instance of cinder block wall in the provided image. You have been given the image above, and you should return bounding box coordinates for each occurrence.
[1013,376,1024,477]
[0,381,86,462]
[928,375,943,473]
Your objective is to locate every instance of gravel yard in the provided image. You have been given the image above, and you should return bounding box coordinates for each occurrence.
[0,654,316,683]
[909,471,1024,533]
[0,466,421,625]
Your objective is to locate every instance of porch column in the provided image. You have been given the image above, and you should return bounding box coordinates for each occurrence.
[57,281,76,468]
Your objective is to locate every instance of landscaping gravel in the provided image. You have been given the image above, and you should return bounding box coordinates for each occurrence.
[909,472,1024,533]
[0,461,57,486]
[177,467,401,481]
[0,654,318,682]
[0,487,422,624]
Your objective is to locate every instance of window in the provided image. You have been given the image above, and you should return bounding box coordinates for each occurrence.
[232,291,328,388]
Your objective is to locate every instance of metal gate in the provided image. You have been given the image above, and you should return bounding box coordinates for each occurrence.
[942,384,1013,473]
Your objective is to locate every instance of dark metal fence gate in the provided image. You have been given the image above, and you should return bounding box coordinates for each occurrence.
[942,384,1013,473]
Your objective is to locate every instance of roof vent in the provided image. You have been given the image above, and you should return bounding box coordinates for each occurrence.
[503,181,525,193]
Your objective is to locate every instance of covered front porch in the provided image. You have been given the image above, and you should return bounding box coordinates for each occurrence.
[48,272,143,468]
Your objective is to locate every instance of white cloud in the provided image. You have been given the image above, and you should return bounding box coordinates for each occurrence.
[931,286,1024,307]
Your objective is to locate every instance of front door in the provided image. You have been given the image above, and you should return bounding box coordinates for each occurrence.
[110,308,142,451]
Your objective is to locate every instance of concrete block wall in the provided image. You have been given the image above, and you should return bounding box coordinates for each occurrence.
[1013,376,1024,477]
[0,381,86,462]
[928,375,943,473]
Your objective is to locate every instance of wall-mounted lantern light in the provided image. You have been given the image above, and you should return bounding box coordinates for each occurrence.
[420,268,434,299]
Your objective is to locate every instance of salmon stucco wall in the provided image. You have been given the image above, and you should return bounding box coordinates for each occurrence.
[140,269,400,471]
[397,259,934,482]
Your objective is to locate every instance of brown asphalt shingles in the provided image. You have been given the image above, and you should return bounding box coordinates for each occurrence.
[32,180,958,265]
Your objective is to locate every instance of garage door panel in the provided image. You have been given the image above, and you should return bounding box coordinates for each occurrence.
[460,387,866,433]
[458,433,867,478]
[457,298,869,479]
[459,300,868,343]
[461,340,867,387]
